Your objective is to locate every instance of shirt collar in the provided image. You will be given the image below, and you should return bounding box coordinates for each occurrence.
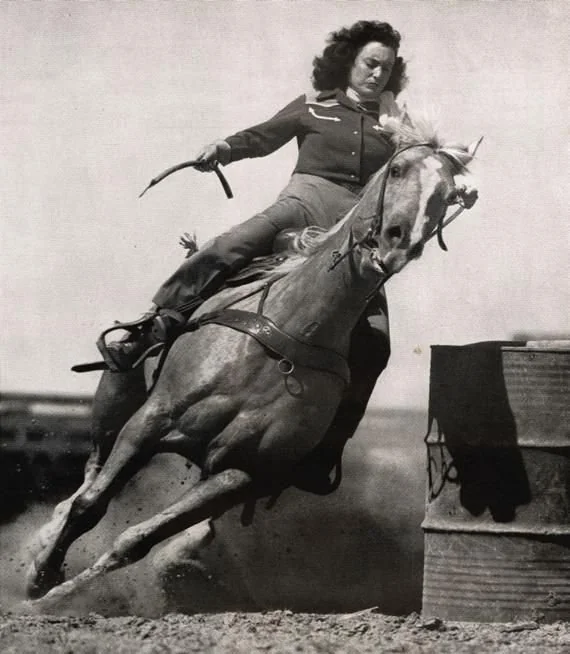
[345,87,364,104]
[316,88,380,117]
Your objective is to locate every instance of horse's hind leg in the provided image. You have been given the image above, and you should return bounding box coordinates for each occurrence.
[26,396,163,600]
[32,469,253,608]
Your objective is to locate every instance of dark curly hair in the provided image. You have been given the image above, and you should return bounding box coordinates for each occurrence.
[312,21,408,96]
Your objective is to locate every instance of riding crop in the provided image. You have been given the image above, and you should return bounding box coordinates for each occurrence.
[139,160,233,199]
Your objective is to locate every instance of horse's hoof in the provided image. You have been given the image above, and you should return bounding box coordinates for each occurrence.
[25,561,65,600]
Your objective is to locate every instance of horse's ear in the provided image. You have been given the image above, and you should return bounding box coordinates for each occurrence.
[467,136,484,158]
[379,116,402,143]
[379,115,415,148]
[443,136,484,168]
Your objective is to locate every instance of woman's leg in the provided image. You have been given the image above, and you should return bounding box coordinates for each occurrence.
[152,208,307,314]
[151,171,360,312]
[100,174,360,372]
[101,195,312,371]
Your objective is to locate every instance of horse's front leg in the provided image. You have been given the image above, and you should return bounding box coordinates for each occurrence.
[29,469,253,609]
[25,368,147,599]
[25,396,165,600]
[24,446,104,598]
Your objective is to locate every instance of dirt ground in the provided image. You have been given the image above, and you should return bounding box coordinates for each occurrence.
[2,410,569,653]
[1,609,569,653]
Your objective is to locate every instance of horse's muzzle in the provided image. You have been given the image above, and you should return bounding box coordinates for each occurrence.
[408,242,424,260]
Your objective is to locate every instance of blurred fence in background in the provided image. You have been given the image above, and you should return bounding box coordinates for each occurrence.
[0,392,93,522]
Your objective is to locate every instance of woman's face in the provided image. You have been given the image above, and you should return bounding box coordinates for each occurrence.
[348,41,396,100]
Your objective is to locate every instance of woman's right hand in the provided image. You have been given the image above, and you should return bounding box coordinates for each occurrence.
[194,140,231,172]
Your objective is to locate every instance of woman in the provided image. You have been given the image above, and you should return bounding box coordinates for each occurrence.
[99,20,409,492]
[103,19,407,369]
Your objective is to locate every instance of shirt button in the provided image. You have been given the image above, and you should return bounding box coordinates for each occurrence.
[350,174,356,179]
[353,131,358,135]
[351,151,356,156]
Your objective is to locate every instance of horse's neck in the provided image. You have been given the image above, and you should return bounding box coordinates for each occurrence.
[262,218,377,352]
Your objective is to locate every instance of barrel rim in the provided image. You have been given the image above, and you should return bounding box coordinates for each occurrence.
[430,343,570,354]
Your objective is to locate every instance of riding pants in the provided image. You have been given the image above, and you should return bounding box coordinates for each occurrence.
[152,174,360,314]
[152,172,390,410]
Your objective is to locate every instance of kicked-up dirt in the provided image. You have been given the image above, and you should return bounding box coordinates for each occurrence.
[2,410,569,653]
[1,609,569,653]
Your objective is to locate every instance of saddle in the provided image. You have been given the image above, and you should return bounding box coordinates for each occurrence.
[72,227,351,386]
[214,227,302,286]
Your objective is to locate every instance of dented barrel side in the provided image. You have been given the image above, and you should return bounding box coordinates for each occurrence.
[422,343,570,622]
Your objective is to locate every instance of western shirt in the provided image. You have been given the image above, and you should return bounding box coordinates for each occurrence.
[224,89,398,188]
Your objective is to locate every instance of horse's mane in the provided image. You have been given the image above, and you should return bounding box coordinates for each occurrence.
[238,115,474,281]
[231,226,337,282]
[381,114,473,174]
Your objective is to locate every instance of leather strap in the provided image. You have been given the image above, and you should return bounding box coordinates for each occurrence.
[73,308,351,384]
[190,309,350,385]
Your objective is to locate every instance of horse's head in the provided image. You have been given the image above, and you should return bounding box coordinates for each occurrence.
[352,120,481,278]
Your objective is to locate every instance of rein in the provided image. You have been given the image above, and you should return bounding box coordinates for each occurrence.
[329,143,432,272]
[329,142,467,300]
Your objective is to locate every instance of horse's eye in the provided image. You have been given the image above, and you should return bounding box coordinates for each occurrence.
[390,165,401,178]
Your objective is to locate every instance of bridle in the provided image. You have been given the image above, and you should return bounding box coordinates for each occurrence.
[371,142,434,238]
[329,142,469,298]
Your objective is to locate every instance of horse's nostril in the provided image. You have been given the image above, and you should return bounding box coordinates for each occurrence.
[385,226,402,244]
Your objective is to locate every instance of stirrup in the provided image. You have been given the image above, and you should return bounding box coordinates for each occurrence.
[95,312,160,373]
[73,310,187,373]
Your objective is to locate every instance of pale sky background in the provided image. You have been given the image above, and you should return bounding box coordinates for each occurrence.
[1,0,568,408]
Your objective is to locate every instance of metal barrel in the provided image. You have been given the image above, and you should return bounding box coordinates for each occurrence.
[422,342,570,622]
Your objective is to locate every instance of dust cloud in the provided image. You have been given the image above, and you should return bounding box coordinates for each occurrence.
[0,455,195,617]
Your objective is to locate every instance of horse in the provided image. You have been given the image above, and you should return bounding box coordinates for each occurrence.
[25,120,480,608]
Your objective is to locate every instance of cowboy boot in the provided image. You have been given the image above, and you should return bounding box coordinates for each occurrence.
[100,309,186,372]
